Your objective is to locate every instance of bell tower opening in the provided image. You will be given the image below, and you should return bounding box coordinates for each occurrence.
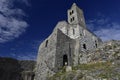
[63,55,68,66]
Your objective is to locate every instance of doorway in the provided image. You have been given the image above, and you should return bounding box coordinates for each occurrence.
[63,54,68,66]
[31,74,35,80]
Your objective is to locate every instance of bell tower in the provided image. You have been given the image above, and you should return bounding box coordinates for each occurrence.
[67,3,86,28]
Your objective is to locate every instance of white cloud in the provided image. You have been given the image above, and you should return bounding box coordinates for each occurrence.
[0,0,29,43]
[94,23,120,41]
[87,17,120,41]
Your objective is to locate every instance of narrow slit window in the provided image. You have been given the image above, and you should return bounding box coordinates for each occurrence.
[73,29,75,35]
[70,12,72,15]
[95,41,97,48]
[45,40,48,47]
[72,10,74,14]
[73,17,74,21]
[70,18,72,22]
[83,44,86,49]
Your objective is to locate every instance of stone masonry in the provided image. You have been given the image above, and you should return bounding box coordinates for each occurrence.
[35,3,102,80]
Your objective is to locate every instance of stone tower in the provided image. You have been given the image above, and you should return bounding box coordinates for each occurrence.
[67,3,86,28]
[35,3,102,80]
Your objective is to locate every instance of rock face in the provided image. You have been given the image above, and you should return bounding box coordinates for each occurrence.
[36,3,102,80]
[19,60,36,80]
[79,40,120,63]
[0,57,36,80]
[0,57,21,80]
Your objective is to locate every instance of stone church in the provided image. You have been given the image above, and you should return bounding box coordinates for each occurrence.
[35,3,102,80]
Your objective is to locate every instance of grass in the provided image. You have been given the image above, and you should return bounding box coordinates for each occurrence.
[73,61,112,71]
[49,61,120,80]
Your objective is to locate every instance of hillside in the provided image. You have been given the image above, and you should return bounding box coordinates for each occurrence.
[48,40,120,80]
[0,57,36,80]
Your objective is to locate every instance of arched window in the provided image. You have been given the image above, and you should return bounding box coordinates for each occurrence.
[83,44,86,49]
[63,55,68,66]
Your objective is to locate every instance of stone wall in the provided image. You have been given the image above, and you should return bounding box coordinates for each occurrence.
[36,28,58,80]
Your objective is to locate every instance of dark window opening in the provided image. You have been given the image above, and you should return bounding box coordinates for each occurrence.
[72,10,74,14]
[63,55,68,66]
[73,29,75,35]
[80,34,82,36]
[70,12,72,15]
[83,44,86,49]
[95,44,97,48]
[70,10,74,15]
[70,17,75,22]
[73,17,74,21]
[95,41,97,48]
[45,40,48,47]
[70,18,72,22]
[31,74,35,80]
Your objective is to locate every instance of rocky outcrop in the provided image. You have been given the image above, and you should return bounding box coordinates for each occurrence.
[19,60,36,80]
[0,57,36,80]
[0,57,22,80]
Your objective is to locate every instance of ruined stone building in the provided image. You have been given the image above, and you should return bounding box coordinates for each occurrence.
[36,3,102,80]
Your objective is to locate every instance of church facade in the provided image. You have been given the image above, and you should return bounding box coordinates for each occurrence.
[35,3,102,80]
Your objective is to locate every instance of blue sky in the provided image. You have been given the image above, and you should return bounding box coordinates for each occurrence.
[0,0,120,60]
